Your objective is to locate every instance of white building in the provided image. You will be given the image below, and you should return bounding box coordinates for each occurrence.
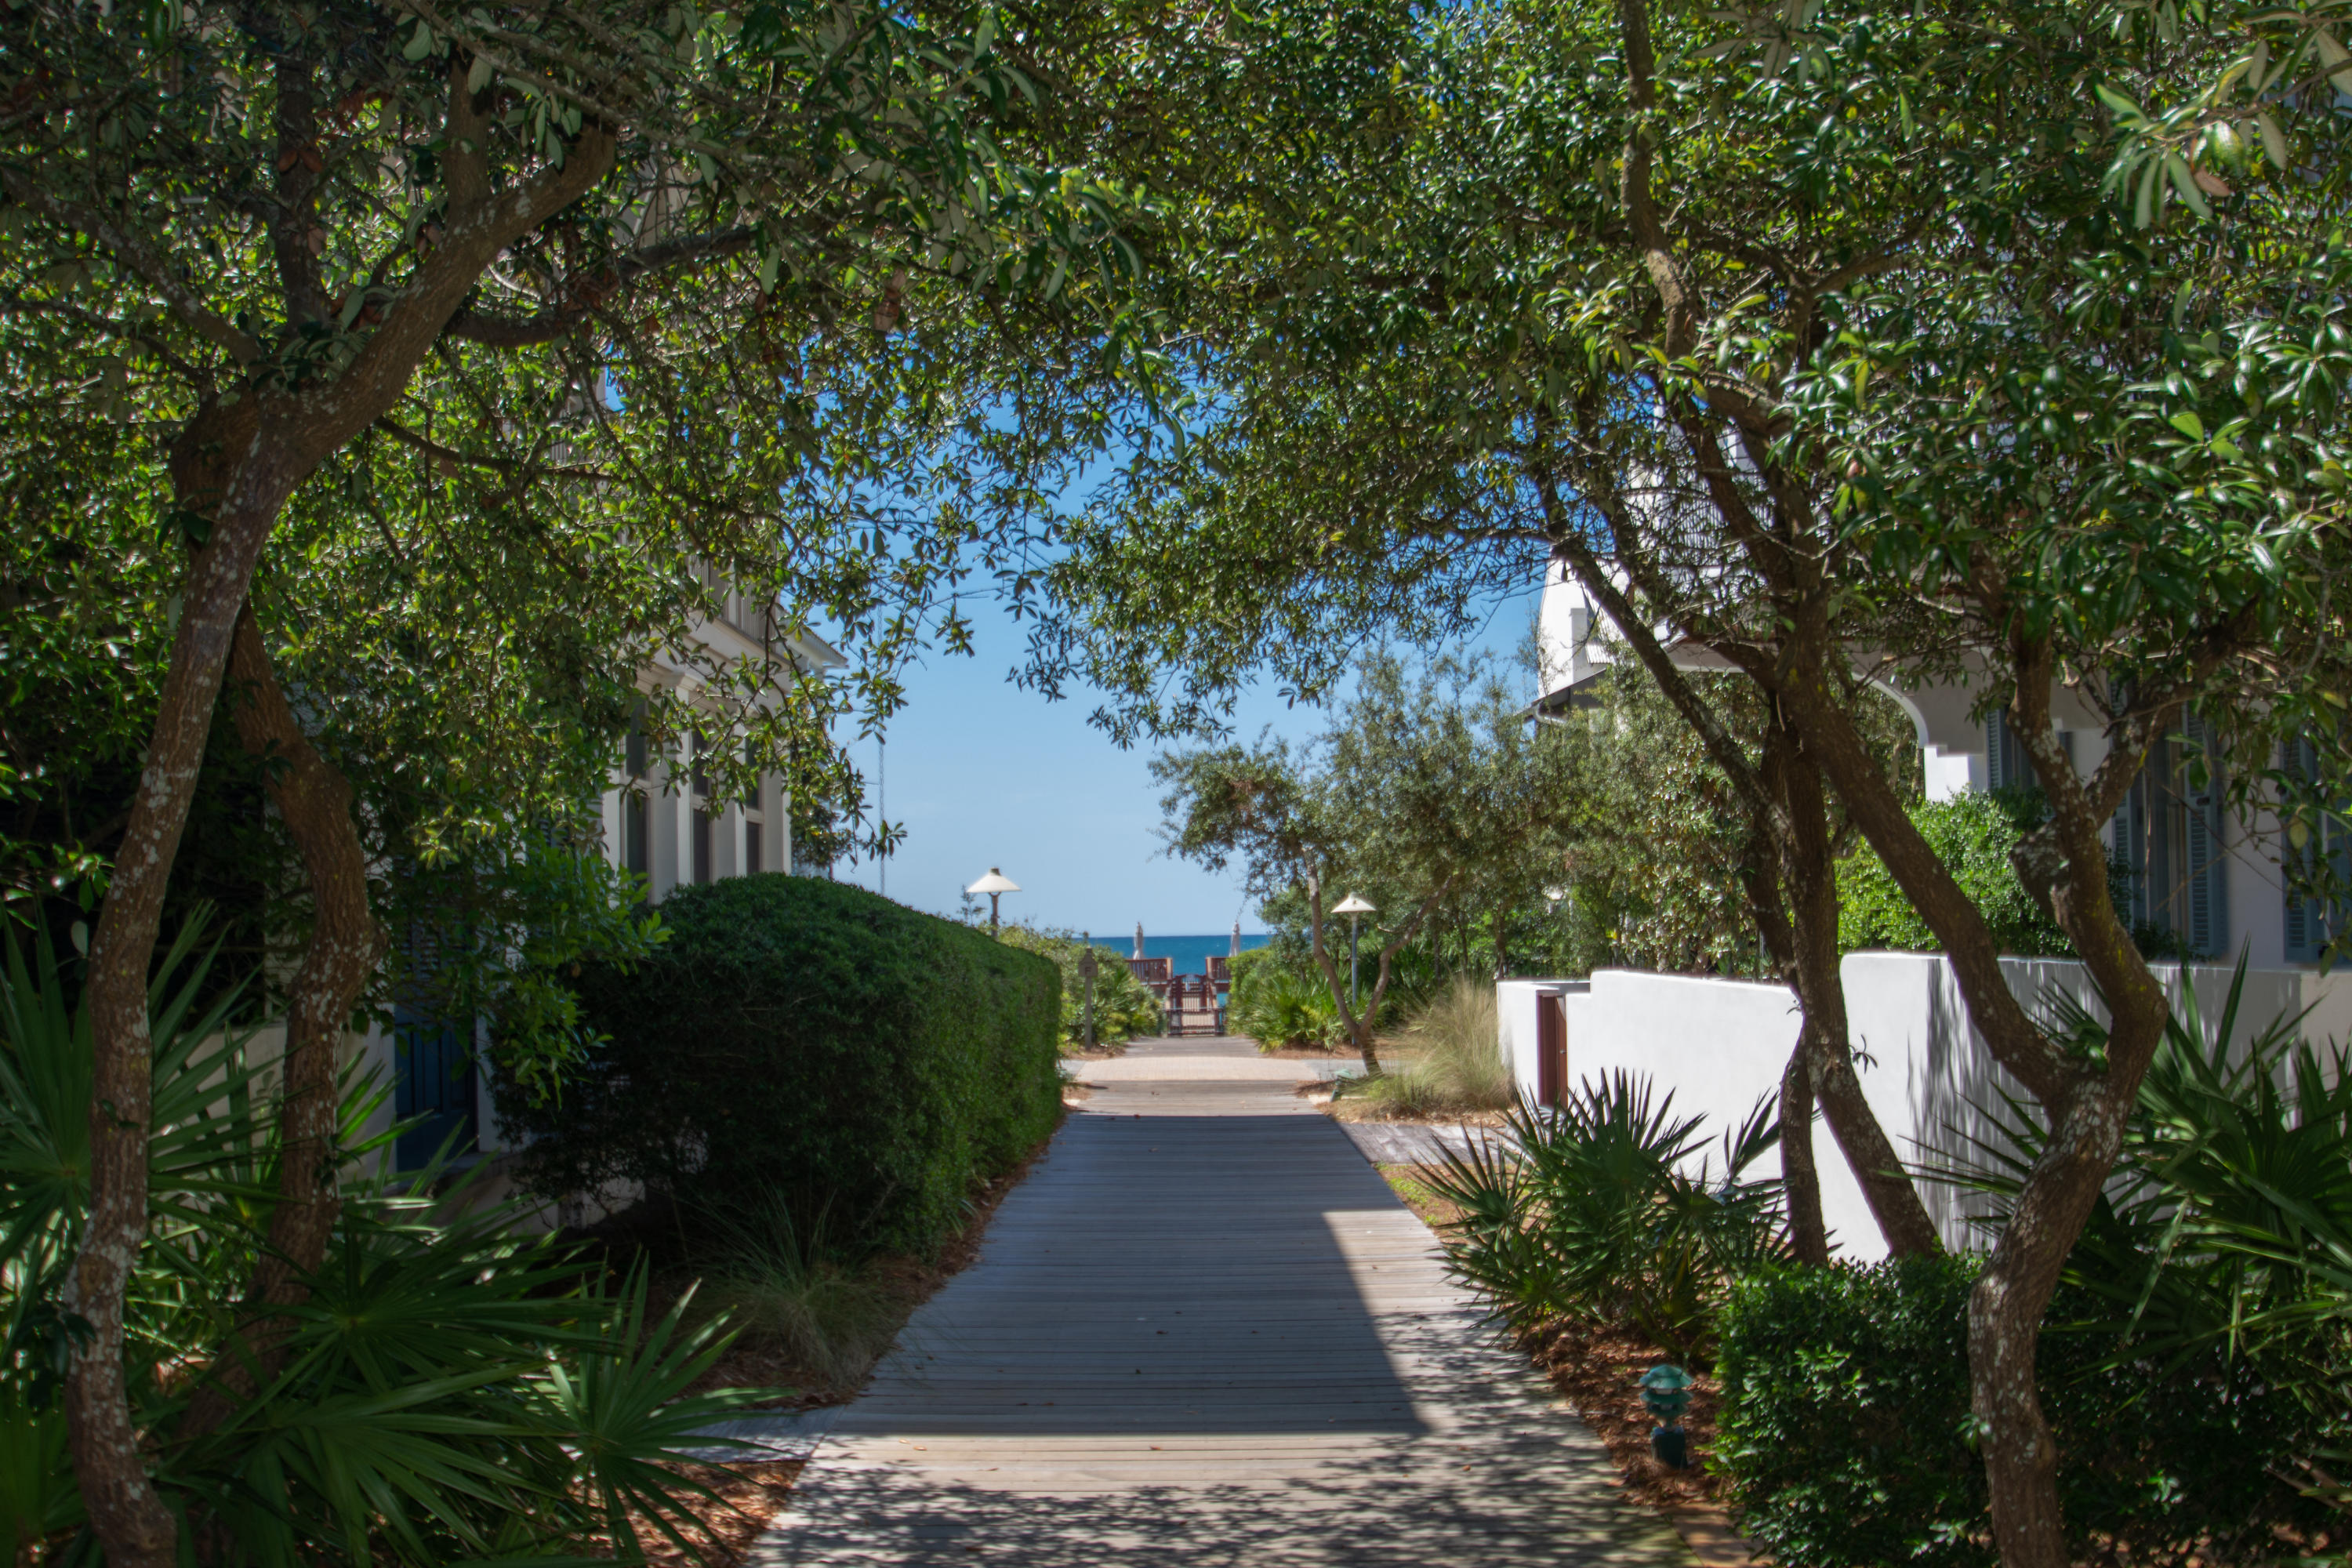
[601,576,848,899]
[1515,561,2347,1259]
[363,572,847,1180]
[1534,559,2314,967]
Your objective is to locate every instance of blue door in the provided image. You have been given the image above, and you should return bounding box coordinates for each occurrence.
[393,1007,477,1171]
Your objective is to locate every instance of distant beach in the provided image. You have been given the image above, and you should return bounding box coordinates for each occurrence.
[1086,931,1272,975]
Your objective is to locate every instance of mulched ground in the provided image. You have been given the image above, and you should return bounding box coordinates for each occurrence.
[632,1460,808,1566]
[1374,1163,1749,1563]
[1520,1319,1728,1518]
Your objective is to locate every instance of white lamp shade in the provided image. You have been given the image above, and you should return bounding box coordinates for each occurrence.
[967,867,1020,895]
[1330,894,1376,916]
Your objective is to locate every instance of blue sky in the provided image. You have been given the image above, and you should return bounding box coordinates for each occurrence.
[823,580,1549,934]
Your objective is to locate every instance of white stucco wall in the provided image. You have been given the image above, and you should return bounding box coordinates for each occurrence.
[1500,955,2352,1264]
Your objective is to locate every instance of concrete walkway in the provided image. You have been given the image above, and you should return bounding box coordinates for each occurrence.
[753,1036,1692,1566]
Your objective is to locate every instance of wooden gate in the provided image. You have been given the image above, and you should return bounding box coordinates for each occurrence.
[1535,989,1568,1106]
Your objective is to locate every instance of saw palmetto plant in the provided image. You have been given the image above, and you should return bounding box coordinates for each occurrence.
[1425,1072,1789,1363]
[0,918,768,1564]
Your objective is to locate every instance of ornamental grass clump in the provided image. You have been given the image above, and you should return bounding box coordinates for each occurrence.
[1352,977,1513,1118]
[690,1190,905,1392]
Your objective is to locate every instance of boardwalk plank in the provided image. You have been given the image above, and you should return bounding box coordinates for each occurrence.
[753,1036,1693,1567]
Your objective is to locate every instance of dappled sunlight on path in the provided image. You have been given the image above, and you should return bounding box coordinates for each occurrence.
[754,1038,1692,1566]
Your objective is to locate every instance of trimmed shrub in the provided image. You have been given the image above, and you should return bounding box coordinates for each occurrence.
[1716,1256,2323,1567]
[1836,789,2074,956]
[498,875,1061,1255]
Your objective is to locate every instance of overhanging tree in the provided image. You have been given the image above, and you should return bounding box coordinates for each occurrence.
[1034,0,1941,1272]
[1035,0,2352,1558]
[3,4,1148,1557]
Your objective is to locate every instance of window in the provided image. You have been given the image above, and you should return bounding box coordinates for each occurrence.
[2284,738,2348,963]
[625,699,648,779]
[1987,709,2076,794]
[620,701,652,895]
[2111,713,2230,957]
[621,793,648,879]
[692,807,712,884]
[739,735,765,876]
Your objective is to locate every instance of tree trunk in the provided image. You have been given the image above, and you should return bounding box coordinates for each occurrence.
[1778,1039,1828,1265]
[1548,509,1942,1262]
[71,400,298,1568]
[1767,712,1945,1258]
[1770,638,2169,1566]
[1743,832,1828,1265]
[60,104,615,1565]
[1970,1076,2136,1568]
[180,607,388,1437]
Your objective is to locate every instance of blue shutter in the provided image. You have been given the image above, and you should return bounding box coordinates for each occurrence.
[1988,710,2074,794]
[393,914,480,1171]
[1987,708,2019,792]
[2285,740,2314,960]
[2182,713,2227,956]
[2282,739,2343,964]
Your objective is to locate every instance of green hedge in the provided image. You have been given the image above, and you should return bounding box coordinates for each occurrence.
[1836,791,2074,956]
[498,875,1062,1254]
[1715,1256,2323,1567]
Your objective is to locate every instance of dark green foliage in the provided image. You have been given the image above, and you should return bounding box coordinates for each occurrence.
[1716,1257,2327,1568]
[1837,789,2188,960]
[0,921,762,1564]
[503,875,1062,1254]
[1837,790,2074,956]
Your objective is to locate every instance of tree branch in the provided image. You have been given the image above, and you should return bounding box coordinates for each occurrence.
[1532,463,1782,835]
[1616,0,1699,358]
[0,170,260,361]
[441,227,757,347]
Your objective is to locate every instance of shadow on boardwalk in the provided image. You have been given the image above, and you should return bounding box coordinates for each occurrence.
[752,1042,1693,1568]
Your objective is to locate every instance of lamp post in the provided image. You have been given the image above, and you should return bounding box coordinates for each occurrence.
[1078,933,1098,1051]
[966,866,1019,931]
[1331,894,1376,1013]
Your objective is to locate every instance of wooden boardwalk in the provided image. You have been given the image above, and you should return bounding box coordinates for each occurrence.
[753,1036,1694,1566]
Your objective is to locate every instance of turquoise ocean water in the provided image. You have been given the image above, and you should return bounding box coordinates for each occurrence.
[1085,931,1271,975]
